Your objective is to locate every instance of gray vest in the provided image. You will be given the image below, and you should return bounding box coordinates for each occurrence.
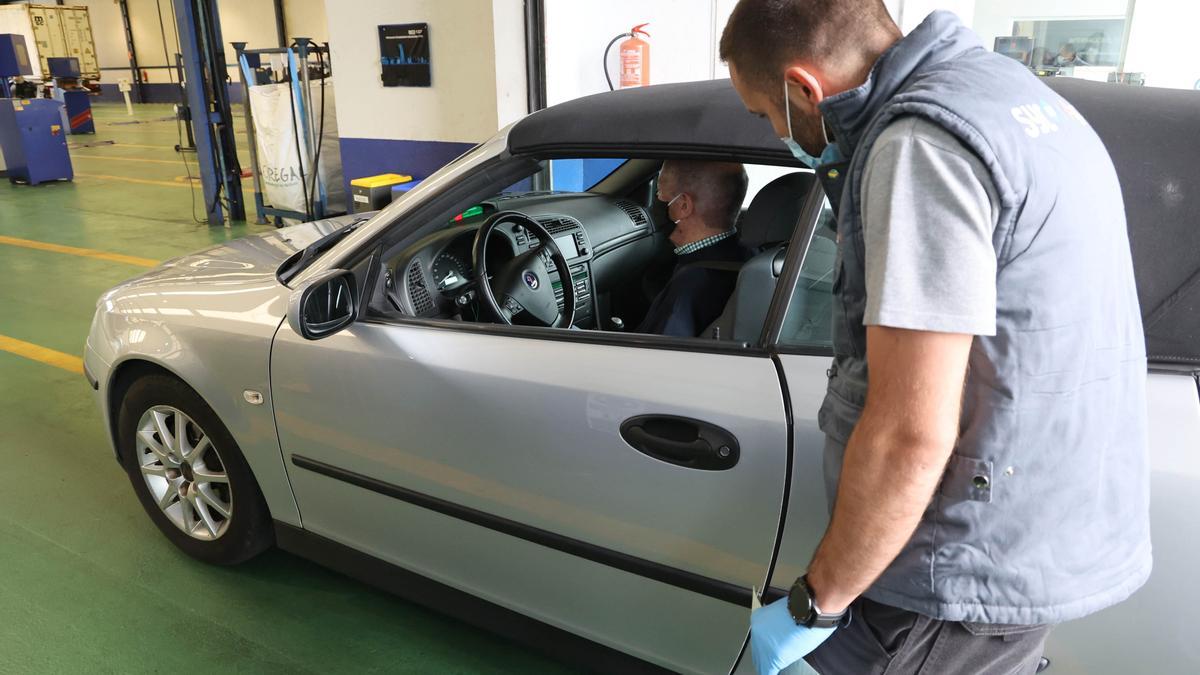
[815,11,1151,625]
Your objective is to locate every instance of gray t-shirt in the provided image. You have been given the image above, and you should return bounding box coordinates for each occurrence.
[861,116,1000,336]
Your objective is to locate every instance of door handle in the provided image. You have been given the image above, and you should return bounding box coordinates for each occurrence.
[620,415,740,470]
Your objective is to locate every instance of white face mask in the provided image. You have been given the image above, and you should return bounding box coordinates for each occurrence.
[781,80,841,168]
[665,193,684,224]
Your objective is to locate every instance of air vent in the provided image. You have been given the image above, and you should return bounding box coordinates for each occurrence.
[537,216,579,235]
[406,259,434,315]
[616,200,649,228]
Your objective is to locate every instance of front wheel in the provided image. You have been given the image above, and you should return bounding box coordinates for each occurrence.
[118,374,273,565]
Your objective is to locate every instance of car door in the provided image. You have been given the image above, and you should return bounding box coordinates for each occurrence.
[271,314,789,673]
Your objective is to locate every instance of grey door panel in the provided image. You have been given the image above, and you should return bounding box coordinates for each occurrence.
[1041,372,1200,674]
[271,321,789,673]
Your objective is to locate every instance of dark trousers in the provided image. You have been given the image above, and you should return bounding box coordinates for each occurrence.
[805,597,1051,675]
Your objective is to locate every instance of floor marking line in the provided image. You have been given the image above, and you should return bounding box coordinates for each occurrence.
[79,142,184,150]
[72,154,195,166]
[0,234,159,268]
[0,334,84,375]
[74,172,193,189]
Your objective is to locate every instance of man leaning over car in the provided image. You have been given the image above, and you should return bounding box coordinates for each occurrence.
[720,1,1151,674]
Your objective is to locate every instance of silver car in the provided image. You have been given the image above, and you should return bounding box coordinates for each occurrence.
[84,78,1199,674]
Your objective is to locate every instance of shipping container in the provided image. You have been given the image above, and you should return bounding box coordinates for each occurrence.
[25,4,100,80]
[61,6,98,78]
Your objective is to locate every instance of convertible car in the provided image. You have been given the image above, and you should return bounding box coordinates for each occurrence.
[84,78,1199,674]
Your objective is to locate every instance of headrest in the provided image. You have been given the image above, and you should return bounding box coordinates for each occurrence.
[738,172,816,249]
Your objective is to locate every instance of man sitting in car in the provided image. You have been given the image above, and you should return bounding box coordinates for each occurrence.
[638,160,750,337]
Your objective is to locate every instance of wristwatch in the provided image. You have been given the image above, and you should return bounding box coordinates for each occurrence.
[787,575,846,629]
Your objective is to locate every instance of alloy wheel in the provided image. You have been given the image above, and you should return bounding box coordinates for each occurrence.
[134,405,233,541]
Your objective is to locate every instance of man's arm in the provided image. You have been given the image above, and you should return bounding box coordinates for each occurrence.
[805,325,973,614]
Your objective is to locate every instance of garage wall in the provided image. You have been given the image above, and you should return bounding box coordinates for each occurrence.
[544,0,725,106]
[323,0,526,185]
[283,0,328,44]
[1123,0,1200,90]
[80,0,328,102]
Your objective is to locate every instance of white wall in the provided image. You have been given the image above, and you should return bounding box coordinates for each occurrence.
[325,0,523,143]
[892,0,974,33]
[283,0,328,44]
[491,0,527,128]
[1123,0,1200,90]
[544,0,726,106]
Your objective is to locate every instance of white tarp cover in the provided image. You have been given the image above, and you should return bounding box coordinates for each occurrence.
[247,79,344,218]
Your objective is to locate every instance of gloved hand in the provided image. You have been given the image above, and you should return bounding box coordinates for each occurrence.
[750,598,837,675]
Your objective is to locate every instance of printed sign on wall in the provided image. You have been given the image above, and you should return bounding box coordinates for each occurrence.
[379,23,431,87]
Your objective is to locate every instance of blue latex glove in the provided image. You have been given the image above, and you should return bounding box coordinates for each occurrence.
[750,598,837,675]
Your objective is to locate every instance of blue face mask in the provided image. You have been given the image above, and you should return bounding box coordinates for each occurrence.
[782,80,842,168]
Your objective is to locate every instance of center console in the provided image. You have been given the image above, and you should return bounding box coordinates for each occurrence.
[513,216,596,328]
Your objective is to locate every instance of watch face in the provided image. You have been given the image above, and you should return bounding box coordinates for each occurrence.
[788,578,816,625]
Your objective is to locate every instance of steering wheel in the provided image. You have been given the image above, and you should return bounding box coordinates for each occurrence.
[472,210,576,328]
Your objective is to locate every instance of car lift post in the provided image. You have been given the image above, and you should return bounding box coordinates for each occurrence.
[172,0,245,225]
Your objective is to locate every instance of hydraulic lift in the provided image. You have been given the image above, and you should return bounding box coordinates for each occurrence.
[171,0,244,225]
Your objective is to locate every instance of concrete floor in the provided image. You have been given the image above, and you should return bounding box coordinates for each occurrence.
[0,102,572,674]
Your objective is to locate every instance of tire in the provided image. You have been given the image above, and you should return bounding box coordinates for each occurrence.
[117,374,273,565]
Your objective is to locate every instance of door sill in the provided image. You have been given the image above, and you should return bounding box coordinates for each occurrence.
[274,521,671,675]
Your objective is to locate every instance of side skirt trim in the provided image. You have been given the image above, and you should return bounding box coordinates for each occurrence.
[273,521,669,675]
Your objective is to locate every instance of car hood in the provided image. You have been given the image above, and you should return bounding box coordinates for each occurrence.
[109,214,370,293]
[93,213,373,345]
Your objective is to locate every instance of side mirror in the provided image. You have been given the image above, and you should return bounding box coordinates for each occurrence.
[288,269,356,340]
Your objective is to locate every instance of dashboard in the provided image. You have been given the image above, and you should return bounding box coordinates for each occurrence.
[386,191,655,328]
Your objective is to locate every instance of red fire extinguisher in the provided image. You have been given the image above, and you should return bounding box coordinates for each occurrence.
[620,24,651,89]
[604,24,650,91]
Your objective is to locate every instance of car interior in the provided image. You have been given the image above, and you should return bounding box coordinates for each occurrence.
[367,158,834,345]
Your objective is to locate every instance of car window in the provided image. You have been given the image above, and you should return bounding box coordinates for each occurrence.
[502,158,627,194]
[742,165,801,209]
[777,197,836,349]
[551,159,626,191]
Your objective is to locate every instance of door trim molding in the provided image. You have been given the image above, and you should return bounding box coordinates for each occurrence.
[291,454,755,607]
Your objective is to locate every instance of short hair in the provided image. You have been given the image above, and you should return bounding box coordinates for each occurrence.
[719,0,897,89]
[662,160,748,228]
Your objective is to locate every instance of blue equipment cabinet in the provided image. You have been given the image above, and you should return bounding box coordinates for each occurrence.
[51,89,94,134]
[0,34,35,99]
[48,57,94,134]
[0,98,73,185]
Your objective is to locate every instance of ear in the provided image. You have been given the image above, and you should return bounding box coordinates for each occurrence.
[675,192,695,219]
[783,65,826,105]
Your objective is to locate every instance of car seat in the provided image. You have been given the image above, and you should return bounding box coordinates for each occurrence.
[703,172,816,342]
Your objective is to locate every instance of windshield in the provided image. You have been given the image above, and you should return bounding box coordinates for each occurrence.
[289,125,515,287]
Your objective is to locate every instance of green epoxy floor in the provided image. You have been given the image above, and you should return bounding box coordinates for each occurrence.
[0,103,573,674]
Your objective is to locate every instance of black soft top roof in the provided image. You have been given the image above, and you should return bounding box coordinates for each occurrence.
[1046,79,1200,365]
[512,78,1200,364]
[510,79,794,163]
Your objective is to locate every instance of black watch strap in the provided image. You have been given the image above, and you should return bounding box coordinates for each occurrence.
[787,575,846,629]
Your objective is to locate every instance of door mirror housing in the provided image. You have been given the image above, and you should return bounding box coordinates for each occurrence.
[288,269,356,340]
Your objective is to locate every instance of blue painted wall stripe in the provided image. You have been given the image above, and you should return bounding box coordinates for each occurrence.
[338,136,476,196]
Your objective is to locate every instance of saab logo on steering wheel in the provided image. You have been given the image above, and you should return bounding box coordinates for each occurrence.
[522,271,540,290]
